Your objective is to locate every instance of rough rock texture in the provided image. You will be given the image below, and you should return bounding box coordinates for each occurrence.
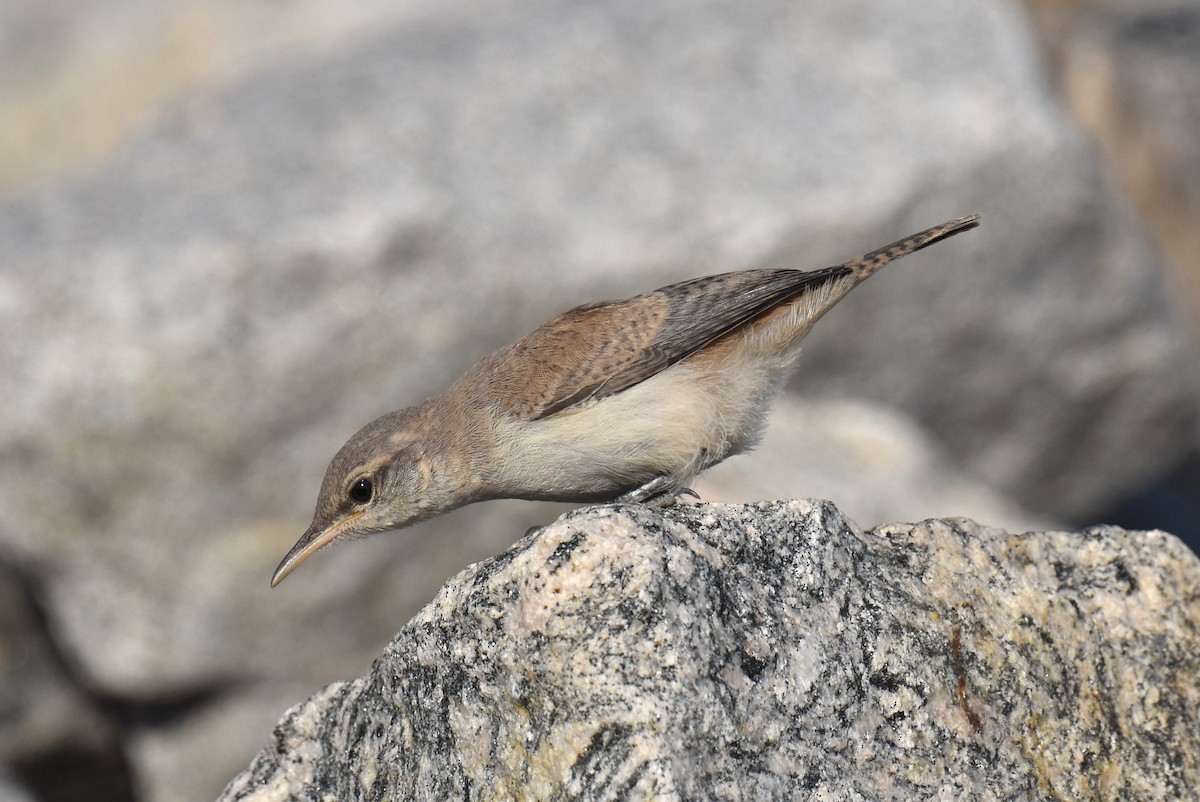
[0,0,1190,695]
[125,684,318,802]
[1,0,1197,798]
[219,501,1200,800]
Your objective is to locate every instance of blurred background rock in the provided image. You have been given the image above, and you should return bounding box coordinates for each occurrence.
[0,0,1196,800]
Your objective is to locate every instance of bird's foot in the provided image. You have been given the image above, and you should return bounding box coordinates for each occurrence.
[617,477,701,506]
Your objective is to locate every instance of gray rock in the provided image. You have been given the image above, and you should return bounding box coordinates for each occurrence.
[121,401,1045,802]
[218,501,1200,800]
[0,0,1196,797]
[1055,0,1200,346]
[0,0,426,196]
[127,683,318,802]
[0,772,36,802]
[0,560,114,781]
[0,0,1189,697]
[696,396,1055,535]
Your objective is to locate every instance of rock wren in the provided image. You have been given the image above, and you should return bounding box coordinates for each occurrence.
[272,213,980,586]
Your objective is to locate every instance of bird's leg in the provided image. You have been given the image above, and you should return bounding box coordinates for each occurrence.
[617,447,711,506]
[616,476,701,506]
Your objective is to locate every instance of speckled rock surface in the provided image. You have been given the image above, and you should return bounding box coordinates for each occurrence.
[219,501,1200,801]
[2,0,1197,796]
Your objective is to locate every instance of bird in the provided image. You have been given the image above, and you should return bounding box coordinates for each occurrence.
[271,213,980,586]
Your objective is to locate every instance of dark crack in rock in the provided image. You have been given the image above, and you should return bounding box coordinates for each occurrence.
[218,501,1200,800]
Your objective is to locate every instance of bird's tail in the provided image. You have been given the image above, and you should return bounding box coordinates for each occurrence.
[845,213,981,279]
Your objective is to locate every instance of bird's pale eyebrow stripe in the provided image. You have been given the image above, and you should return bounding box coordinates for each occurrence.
[348,455,394,485]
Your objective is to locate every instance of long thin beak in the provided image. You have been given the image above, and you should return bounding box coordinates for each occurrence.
[270,513,361,587]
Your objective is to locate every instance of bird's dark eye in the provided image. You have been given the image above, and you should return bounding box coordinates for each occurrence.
[348,477,374,505]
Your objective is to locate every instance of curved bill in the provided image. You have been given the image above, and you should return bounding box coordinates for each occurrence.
[270,513,362,587]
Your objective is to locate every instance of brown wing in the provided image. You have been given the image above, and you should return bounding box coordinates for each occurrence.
[478,266,848,420]
[541,267,856,417]
[481,213,980,420]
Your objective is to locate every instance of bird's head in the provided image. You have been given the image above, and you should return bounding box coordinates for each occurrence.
[271,406,443,587]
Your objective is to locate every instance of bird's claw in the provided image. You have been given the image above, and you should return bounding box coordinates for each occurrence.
[617,476,701,506]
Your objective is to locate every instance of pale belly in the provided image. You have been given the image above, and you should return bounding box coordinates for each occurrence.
[488,358,784,502]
